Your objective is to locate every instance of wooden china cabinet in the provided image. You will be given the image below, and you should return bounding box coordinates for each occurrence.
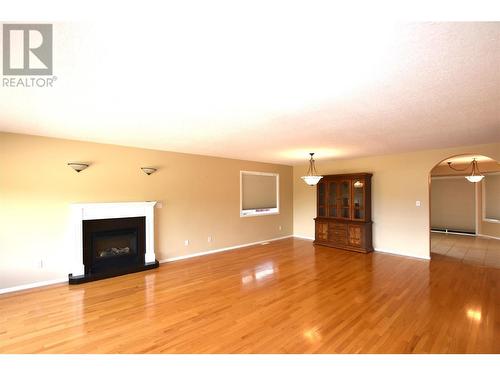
[314,173,373,253]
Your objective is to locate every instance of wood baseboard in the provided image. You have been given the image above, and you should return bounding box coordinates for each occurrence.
[0,278,68,295]
[159,235,293,263]
[293,235,315,240]
[477,234,500,240]
[374,247,431,260]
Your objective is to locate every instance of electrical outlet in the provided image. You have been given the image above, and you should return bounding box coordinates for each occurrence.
[208,236,213,243]
[156,202,163,208]
[184,239,189,246]
[416,200,421,207]
[278,225,282,231]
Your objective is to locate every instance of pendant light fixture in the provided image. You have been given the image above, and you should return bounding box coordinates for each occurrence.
[301,153,323,186]
[447,158,484,183]
[353,180,364,188]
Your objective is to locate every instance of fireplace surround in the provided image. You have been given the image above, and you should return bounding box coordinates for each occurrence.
[69,201,159,284]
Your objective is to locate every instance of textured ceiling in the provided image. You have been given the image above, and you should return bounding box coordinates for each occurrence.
[1,20,499,165]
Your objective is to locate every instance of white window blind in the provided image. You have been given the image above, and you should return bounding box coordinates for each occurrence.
[240,171,279,217]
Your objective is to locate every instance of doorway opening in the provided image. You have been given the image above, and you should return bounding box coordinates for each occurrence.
[429,154,500,267]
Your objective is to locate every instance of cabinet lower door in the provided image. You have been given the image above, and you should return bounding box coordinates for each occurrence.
[316,222,329,241]
[348,224,363,247]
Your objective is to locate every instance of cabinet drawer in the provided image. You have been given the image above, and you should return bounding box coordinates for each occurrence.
[330,229,347,239]
[329,222,347,231]
[331,236,348,245]
[328,222,347,246]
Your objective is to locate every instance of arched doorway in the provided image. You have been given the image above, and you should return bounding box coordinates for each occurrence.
[429,154,500,267]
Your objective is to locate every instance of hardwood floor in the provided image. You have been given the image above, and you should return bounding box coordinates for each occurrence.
[0,238,499,353]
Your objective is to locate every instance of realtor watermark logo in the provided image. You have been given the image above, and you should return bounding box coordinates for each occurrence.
[2,23,57,87]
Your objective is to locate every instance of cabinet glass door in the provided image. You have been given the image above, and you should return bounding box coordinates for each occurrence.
[317,182,326,217]
[352,179,365,220]
[327,181,338,217]
[340,180,350,218]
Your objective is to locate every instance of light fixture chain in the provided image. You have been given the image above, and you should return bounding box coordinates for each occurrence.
[447,162,470,172]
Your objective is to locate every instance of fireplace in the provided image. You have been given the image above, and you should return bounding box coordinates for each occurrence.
[83,216,146,277]
[69,202,159,284]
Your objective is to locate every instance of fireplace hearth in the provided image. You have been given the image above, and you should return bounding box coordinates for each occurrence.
[69,202,159,284]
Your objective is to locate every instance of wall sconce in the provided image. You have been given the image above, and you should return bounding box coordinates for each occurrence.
[141,167,157,175]
[68,162,89,173]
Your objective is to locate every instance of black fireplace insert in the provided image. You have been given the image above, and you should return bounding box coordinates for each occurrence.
[69,216,158,284]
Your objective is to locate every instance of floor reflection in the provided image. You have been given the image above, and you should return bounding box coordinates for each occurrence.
[303,327,322,344]
[144,273,156,318]
[467,308,482,322]
[68,288,85,321]
[241,261,277,287]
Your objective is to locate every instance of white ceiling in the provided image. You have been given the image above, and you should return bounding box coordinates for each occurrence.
[1,18,499,165]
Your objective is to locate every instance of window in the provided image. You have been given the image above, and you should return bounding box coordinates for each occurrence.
[484,173,500,221]
[240,171,279,217]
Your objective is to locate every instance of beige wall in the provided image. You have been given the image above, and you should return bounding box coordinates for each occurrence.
[483,174,500,221]
[0,132,293,289]
[293,142,500,259]
[477,178,500,238]
[430,177,475,232]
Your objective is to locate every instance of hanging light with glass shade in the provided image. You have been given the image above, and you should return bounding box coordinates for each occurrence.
[301,153,323,186]
[447,158,484,183]
[353,180,364,188]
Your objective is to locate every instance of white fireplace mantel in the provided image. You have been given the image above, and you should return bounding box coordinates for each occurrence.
[70,201,157,278]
